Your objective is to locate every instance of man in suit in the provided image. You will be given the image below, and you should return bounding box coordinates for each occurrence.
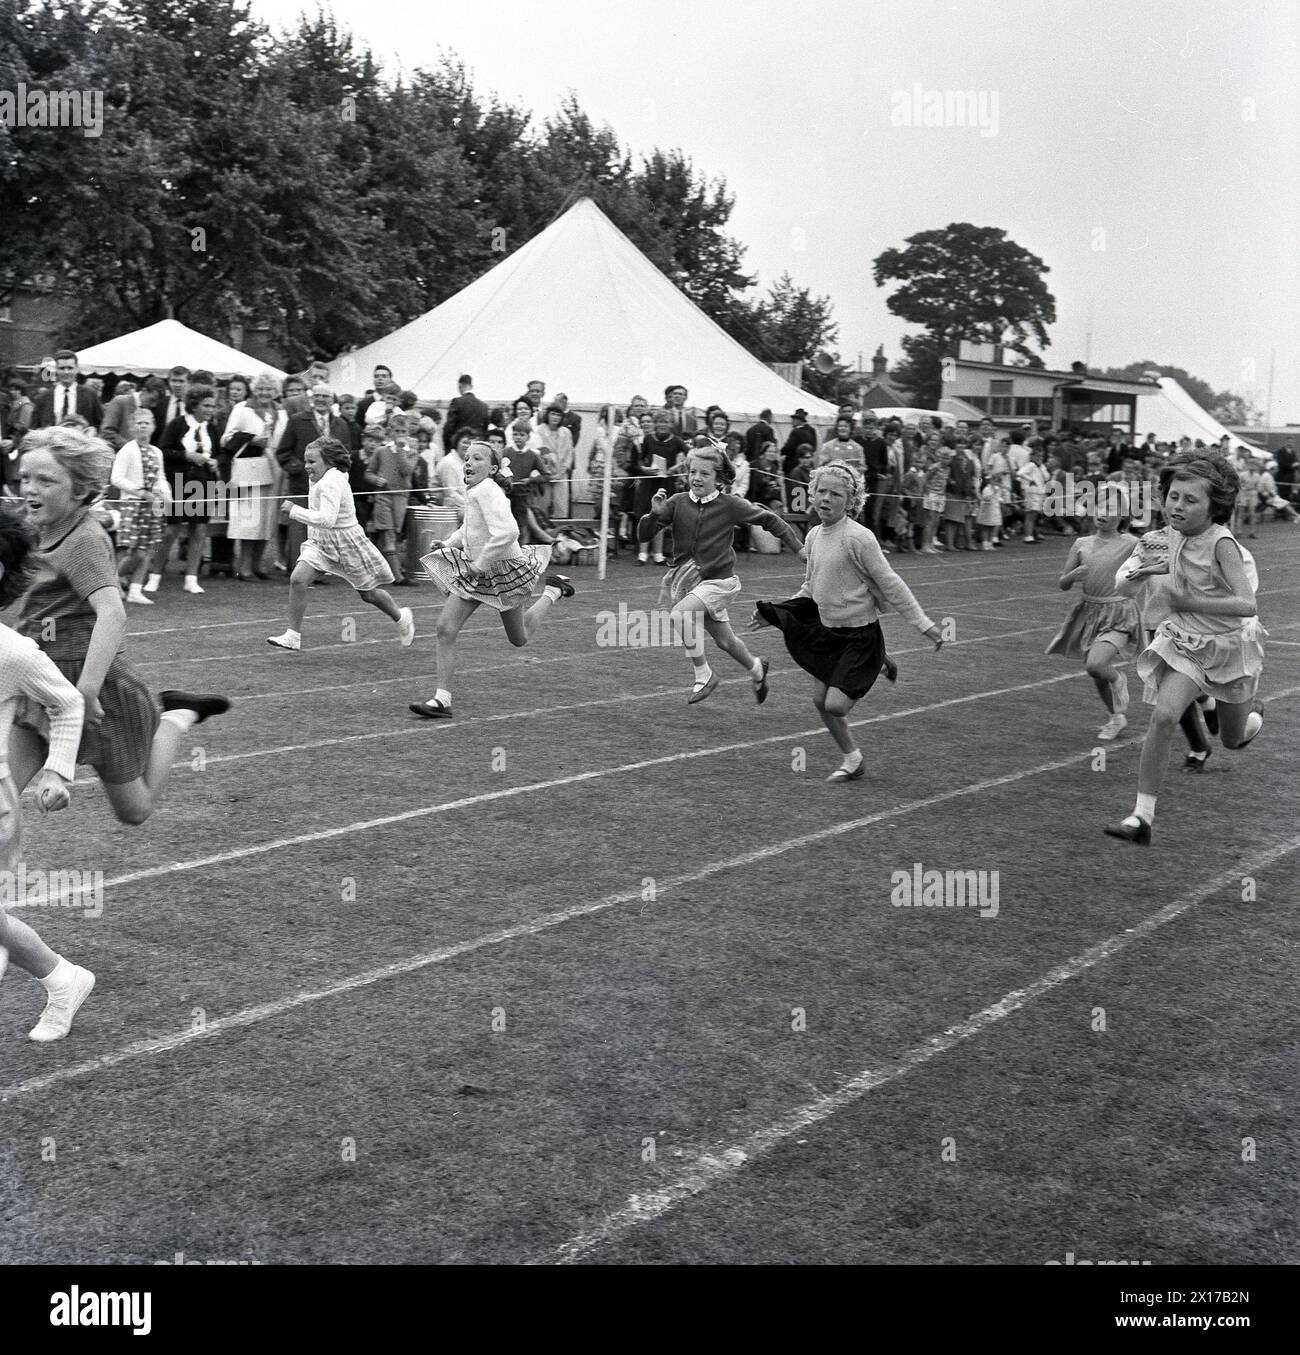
[780,408,817,475]
[32,350,103,428]
[744,408,776,461]
[99,382,144,450]
[276,383,351,569]
[443,373,489,450]
[664,384,697,437]
[155,365,191,430]
[858,412,890,534]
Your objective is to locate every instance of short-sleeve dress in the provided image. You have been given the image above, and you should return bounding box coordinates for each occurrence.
[14,511,159,784]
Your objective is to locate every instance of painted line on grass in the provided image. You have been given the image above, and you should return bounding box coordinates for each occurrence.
[50,657,1085,880]
[0,740,1130,1101]
[81,624,1060,778]
[539,832,1300,1264]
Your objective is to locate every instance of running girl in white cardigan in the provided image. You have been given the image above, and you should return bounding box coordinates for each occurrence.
[750,462,943,781]
[267,438,415,651]
[410,441,574,719]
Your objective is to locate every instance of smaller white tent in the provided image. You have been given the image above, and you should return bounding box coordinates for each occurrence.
[1136,378,1262,456]
[76,319,286,381]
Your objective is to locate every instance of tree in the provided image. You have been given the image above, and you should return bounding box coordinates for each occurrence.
[873,224,1056,403]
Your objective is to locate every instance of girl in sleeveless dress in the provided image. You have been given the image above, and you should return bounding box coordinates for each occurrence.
[1105,453,1265,844]
[1045,482,1139,741]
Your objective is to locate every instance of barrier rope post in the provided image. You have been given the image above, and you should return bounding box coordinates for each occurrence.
[598,405,615,581]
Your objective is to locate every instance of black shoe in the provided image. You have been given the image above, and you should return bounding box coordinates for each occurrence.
[392,578,417,587]
[883,656,899,683]
[1103,817,1151,845]
[409,697,453,719]
[252,570,271,580]
[160,691,231,723]
[1183,750,1211,772]
[545,573,575,598]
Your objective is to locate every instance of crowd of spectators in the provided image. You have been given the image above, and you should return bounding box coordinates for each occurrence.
[0,353,1295,602]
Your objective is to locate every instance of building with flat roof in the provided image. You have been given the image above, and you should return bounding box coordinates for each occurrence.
[948,342,1158,436]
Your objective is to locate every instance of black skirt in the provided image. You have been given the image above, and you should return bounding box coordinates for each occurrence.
[756,596,885,700]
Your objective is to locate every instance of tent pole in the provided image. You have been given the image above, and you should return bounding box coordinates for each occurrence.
[598,404,615,581]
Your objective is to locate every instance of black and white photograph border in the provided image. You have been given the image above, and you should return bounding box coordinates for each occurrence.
[0,0,1297,1302]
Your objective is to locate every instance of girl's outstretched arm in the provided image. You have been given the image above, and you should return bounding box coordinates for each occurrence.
[77,586,127,713]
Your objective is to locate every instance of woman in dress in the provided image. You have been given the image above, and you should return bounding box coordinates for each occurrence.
[221,373,285,580]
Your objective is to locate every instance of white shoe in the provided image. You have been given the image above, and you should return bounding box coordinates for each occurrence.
[1111,670,1130,715]
[29,965,95,1042]
[0,945,8,985]
[183,576,205,594]
[1098,713,1128,741]
[127,585,154,605]
[267,632,301,651]
[397,607,416,647]
[143,573,162,593]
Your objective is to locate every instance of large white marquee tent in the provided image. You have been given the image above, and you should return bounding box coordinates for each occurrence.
[326,197,836,421]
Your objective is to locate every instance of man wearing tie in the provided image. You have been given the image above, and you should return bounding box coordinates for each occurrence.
[276,383,350,569]
[32,350,104,428]
[159,365,191,430]
[664,384,697,437]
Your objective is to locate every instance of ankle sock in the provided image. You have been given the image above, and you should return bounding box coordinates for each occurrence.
[1130,793,1157,825]
[693,664,714,687]
[41,956,73,991]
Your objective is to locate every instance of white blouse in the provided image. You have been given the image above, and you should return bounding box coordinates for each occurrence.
[444,478,522,570]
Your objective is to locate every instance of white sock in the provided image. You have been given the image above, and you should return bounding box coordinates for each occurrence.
[692,663,713,687]
[434,688,451,706]
[160,708,199,732]
[41,956,74,991]
[542,585,561,604]
[1130,793,1157,825]
[1243,711,1262,741]
[749,656,764,680]
[283,629,301,642]
[841,748,863,771]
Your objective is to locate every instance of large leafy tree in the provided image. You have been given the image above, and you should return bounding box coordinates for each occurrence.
[874,224,1056,404]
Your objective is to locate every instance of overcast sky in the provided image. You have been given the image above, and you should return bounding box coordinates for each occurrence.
[257,0,1300,422]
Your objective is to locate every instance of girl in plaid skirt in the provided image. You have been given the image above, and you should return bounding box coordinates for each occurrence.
[410,442,574,720]
[268,438,415,652]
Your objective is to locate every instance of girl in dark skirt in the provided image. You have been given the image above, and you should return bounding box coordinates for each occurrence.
[11,428,229,825]
[750,461,944,782]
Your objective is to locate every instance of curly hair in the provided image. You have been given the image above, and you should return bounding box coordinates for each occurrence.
[0,501,36,608]
[1159,450,1239,525]
[810,460,866,516]
[19,425,113,504]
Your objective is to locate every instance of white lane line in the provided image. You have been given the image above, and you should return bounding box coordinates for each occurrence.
[540,833,1300,1265]
[71,625,1061,781]
[53,663,1088,881]
[1,742,1128,1100]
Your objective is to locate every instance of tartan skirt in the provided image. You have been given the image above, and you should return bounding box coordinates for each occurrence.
[299,525,395,592]
[16,652,159,785]
[421,544,551,612]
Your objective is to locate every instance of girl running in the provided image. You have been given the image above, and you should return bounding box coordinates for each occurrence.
[267,438,415,652]
[10,427,228,827]
[1105,452,1265,844]
[749,462,942,781]
[0,505,96,1040]
[639,445,804,705]
[1045,482,1139,741]
[409,441,574,720]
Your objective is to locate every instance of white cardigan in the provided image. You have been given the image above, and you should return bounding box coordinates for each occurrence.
[444,478,522,571]
[110,439,172,506]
